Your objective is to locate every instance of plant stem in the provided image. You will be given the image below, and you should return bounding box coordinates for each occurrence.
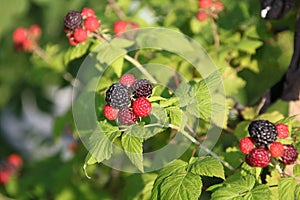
[90,32,158,83]
[123,55,157,83]
[107,0,126,20]
[209,18,220,48]
[32,44,51,63]
[165,122,235,171]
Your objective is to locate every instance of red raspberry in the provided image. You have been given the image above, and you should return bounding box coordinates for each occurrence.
[13,27,28,44]
[84,16,100,32]
[7,154,23,168]
[132,97,152,117]
[269,142,284,157]
[239,137,255,154]
[73,28,88,43]
[104,104,119,120]
[213,1,224,11]
[120,74,136,87]
[198,0,212,9]
[245,148,270,167]
[81,7,95,18]
[68,35,78,46]
[280,144,298,164]
[196,11,208,21]
[22,39,33,51]
[0,169,10,185]
[29,24,42,39]
[276,123,289,139]
[113,20,128,34]
[118,107,137,125]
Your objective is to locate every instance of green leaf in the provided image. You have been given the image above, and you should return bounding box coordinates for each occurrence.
[278,177,296,200]
[244,184,271,200]
[88,121,121,163]
[151,160,188,199]
[64,41,92,65]
[159,173,202,200]
[110,55,124,78]
[187,157,225,179]
[211,175,256,200]
[294,165,300,178]
[295,184,300,199]
[110,38,135,48]
[121,131,144,172]
[236,39,263,54]
[166,106,183,127]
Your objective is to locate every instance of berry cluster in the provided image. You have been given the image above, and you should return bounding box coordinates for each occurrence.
[113,20,139,35]
[196,0,224,22]
[239,120,298,167]
[0,154,23,185]
[104,74,152,126]
[12,24,41,52]
[64,8,100,46]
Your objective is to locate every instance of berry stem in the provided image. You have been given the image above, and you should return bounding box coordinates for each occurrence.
[209,18,220,48]
[90,32,158,84]
[107,0,126,20]
[170,123,235,171]
[32,44,51,63]
[123,55,158,84]
[152,113,235,171]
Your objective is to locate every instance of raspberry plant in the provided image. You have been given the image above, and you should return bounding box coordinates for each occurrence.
[1,0,300,200]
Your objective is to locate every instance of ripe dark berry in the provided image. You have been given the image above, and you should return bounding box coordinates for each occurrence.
[7,154,23,168]
[120,74,136,87]
[13,27,28,44]
[81,7,95,18]
[104,104,119,120]
[276,123,289,139]
[118,107,137,125]
[105,83,131,109]
[280,144,298,164]
[199,0,212,9]
[248,120,277,147]
[73,28,88,43]
[84,16,100,32]
[269,142,284,157]
[245,148,270,167]
[239,137,255,154]
[132,97,152,117]
[132,79,152,98]
[64,10,83,30]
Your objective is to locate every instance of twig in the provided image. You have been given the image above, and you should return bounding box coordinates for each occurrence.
[209,18,220,48]
[157,119,235,171]
[124,55,157,83]
[32,44,51,63]
[107,0,126,19]
[90,32,158,83]
[151,113,234,170]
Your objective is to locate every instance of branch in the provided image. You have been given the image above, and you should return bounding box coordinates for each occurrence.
[107,0,126,20]
[209,18,220,48]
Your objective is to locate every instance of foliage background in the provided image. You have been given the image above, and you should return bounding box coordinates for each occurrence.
[0,0,298,199]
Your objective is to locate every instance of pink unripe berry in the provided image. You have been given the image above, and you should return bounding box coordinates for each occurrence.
[73,28,88,43]
[196,11,208,21]
[13,27,28,43]
[84,16,100,32]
